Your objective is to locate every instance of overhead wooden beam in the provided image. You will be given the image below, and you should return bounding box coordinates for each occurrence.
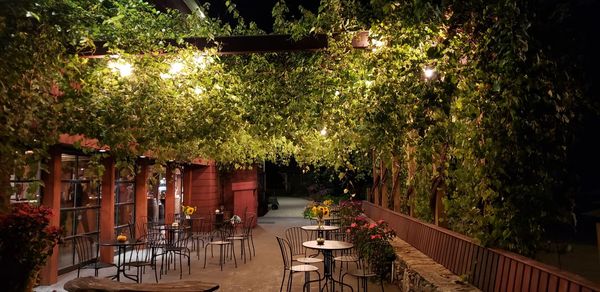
[78,32,369,57]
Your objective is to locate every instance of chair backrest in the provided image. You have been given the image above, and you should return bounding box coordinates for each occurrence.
[284,226,310,257]
[172,227,190,248]
[136,220,148,238]
[146,230,165,248]
[130,235,152,262]
[74,236,98,263]
[276,236,292,270]
[242,213,256,236]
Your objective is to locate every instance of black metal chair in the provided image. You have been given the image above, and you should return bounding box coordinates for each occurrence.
[226,213,256,263]
[284,226,323,265]
[204,224,237,271]
[276,236,321,292]
[341,257,384,292]
[73,236,115,277]
[161,227,191,279]
[122,234,159,283]
[332,230,360,282]
[190,217,210,259]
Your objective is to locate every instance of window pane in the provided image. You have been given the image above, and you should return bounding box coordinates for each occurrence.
[116,204,134,226]
[76,208,99,234]
[60,210,76,237]
[58,238,75,270]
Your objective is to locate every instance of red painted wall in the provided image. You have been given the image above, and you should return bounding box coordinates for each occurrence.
[190,163,220,218]
[222,167,259,226]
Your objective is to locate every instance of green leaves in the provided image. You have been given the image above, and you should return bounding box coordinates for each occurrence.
[0,0,588,257]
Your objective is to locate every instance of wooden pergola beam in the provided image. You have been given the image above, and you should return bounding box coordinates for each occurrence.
[78,32,369,57]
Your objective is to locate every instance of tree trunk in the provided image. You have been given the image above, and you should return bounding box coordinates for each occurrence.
[0,154,13,214]
[392,154,402,212]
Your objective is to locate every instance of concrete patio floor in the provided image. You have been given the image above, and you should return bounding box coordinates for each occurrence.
[35,197,401,291]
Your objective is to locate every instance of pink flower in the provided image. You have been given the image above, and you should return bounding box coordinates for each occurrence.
[369,223,377,229]
[346,229,351,233]
[350,223,357,228]
[370,234,382,240]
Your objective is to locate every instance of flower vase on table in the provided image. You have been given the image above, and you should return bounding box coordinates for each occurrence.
[317,216,324,229]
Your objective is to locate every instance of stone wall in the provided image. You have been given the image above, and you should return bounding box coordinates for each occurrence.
[390,237,480,292]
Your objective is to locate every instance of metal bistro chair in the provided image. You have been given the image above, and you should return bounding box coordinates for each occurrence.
[122,233,159,283]
[226,213,256,263]
[284,226,323,266]
[333,230,360,282]
[73,236,115,277]
[276,236,321,292]
[161,226,191,279]
[204,223,237,271]
[190,217,210,259]
[341,257,384,292]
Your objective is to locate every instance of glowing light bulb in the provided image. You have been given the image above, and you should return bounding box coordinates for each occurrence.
[169,62,184,75]
[320,128,327,136]
[423,67,436,79]
[194,86,205,95]
[371,39,386,51]
[107,60,133,77]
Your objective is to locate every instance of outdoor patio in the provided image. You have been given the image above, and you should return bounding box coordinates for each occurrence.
[34,197,401,292]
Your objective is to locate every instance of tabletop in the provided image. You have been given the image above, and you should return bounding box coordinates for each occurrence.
[303,240,353,251]
[301,225,340,231]
[100,240,145,247]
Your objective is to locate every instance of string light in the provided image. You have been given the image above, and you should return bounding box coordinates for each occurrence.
[423,67,436,79]
[169,62,184,75]
[107,60,133,77]
[320,127,327,136]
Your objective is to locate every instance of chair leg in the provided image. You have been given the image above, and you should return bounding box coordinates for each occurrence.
[232,242,237,268]
[279,270,286,292]
[179,252,183,279]
[304,271,310,292]
[203,245,209,268]
[151,261,158,283]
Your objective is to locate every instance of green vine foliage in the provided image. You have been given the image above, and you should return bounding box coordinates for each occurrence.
[0,0,591,257]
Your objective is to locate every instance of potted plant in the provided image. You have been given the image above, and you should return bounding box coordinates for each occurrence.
[0,203,61,292]
[347,216,397,280]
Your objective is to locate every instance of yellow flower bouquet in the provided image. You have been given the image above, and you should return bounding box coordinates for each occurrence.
[182,204,197,218]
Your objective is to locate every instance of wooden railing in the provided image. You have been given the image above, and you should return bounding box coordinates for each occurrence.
[363,202,600,292]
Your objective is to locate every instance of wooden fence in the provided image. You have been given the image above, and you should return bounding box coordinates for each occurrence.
[363,202,600,292]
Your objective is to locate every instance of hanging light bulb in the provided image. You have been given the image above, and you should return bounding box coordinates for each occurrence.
[320,127,327,136]
[107,60,133,77]
[423,67,436,79]
[169,62,184,75]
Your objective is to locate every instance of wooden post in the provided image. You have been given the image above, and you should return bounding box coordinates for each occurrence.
[39,147,61,284]
[135,159,148,232]
[372,150,380,206]
[99,158,115,263]
[380,159,388,209]
[165,165,176,223]
[392,155,401,212]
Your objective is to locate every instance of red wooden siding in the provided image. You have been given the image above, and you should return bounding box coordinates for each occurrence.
[363,202,600,292]
[190,164,220,218]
